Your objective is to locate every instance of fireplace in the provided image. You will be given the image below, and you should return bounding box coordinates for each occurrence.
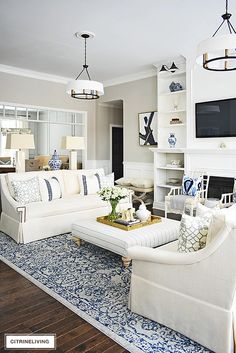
[207,176,235,200]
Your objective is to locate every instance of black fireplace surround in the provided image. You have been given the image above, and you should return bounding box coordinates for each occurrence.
[207,176,235,200]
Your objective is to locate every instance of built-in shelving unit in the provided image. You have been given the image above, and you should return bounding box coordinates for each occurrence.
[158,66,187,149]
[150,148,185,210]
[151,57,187,210]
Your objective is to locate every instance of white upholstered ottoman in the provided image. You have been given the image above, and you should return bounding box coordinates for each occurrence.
[72,217,180,267]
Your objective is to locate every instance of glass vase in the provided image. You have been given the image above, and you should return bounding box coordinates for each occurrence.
[108,199,119,221]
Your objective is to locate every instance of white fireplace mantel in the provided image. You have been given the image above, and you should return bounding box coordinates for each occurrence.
[150,147,236,178]
[184,148,236,155]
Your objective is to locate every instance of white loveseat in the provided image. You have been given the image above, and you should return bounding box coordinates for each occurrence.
[0,168,121,244]
[127,217,236,353]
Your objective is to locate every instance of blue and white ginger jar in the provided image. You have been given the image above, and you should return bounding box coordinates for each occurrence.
[48,150,62,170]
[168,133,177,148]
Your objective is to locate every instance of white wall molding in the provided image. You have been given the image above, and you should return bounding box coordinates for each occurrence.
[123,161,154,179]
[0,63,156,88]
[0,64,71,84]
[153,55,186,71]
[85,160,154,179]
[103,69,156,88]
[87,160,110,174]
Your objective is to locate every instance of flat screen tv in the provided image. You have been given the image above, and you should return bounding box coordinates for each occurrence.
[195,98,236,138]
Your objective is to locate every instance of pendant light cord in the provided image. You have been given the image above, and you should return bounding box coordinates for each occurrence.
[75,36,92,81]
[212,0,236,36]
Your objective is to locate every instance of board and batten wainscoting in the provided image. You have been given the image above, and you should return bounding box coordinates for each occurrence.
[86,160,110,175]
[123,161,154,179]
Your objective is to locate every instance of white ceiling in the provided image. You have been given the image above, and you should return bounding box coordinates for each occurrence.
[1,0,235,84]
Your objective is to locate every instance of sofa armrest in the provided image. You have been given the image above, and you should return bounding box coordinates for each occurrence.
[0,176,24,222]
[128,224,231,265]
[128,246,203,265]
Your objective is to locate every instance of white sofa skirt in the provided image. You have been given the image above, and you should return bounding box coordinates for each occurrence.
[0,206,109,244]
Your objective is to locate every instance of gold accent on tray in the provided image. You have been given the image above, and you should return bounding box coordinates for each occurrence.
[96,215,162,231]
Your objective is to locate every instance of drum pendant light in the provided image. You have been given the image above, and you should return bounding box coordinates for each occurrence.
[196,0,236,71]
[67,31,104,99]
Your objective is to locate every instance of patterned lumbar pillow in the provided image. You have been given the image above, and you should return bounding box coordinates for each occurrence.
[39,177,62,202]
[182,175,202,196]
[78,173,101,195]
[100,173,114,188]
[178,213,211,252]
[11,177,41,204]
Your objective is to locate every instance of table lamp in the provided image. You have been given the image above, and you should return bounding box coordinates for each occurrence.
[61,136,85,170]
[6,133,35,173]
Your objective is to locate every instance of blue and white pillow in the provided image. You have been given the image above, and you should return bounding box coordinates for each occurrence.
[182,175,202,196]
[11,177,41,204]
[79,173,101,195]
[39,177,62,202]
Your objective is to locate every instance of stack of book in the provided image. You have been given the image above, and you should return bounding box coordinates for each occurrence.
[170,118,182,124]
[115,218,141,226]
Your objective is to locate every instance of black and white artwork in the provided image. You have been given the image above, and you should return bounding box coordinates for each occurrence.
[139,111,158,146]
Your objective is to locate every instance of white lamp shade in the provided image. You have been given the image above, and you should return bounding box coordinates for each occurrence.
[67,79,104,96]
[196,34,236,70]
[61,136,85,150]
[6,134,35,149]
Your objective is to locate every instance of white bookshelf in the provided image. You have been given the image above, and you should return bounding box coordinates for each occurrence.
[150,148,185,210]
[151,58,187,211]
[157,64,187,149]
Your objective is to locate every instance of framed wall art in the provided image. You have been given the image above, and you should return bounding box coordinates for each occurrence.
[138,111,158,146]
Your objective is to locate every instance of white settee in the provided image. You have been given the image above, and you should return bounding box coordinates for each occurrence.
[127,217,236,353]
[0,168,127,244]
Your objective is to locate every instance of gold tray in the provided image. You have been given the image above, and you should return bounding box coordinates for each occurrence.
[96,215,162,231]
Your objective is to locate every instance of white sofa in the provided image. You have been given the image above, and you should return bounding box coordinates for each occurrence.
[127,219,236,353]
[0,168,123,244]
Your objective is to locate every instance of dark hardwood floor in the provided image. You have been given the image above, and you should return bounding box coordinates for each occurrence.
[0,261,129,353]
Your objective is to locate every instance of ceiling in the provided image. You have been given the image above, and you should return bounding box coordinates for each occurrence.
[0,0,235,84]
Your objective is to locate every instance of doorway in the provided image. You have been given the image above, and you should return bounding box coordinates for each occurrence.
[110,125,123,180]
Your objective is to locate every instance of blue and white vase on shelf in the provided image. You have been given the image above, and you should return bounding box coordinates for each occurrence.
[168,133,177,148]
[48,150,62,170]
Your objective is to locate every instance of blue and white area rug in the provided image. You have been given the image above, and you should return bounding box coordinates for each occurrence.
[0,233,212,353]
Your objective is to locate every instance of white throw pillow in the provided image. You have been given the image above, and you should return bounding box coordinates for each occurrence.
[115,177,133,186]
[11,177,41,204]
[196,203,225,245]
[131,178,154,188]
[78,173,101,195]
[178,213,211,252]
[100,173,114,188]
[39,177,62,202]
[196,202,219,217]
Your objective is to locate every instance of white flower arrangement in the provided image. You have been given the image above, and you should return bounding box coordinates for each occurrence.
[98,186,129,202]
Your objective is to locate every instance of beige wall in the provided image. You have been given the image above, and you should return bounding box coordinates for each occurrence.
[100,76,157,163]
[0,72,96,160]
[96,103,123,160]
[0,72,157,164]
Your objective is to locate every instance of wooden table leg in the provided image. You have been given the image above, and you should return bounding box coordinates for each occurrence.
[71,236,81,247]
[122,256,131,268]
